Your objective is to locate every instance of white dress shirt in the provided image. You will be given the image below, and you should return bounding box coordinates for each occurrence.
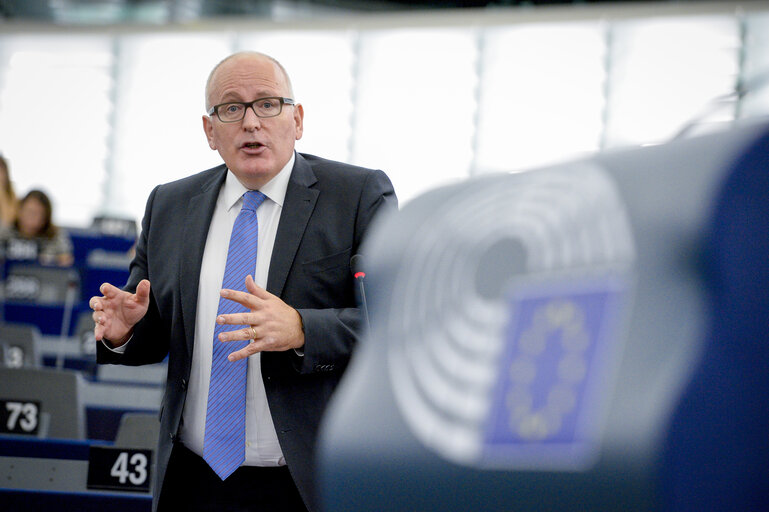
[107,154,296,466]
[180,154,294,466]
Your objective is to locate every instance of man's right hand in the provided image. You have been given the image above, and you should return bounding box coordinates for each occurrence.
[90,279,151,347]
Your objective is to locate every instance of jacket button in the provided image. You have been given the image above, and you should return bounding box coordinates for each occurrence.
[181,379,187,390]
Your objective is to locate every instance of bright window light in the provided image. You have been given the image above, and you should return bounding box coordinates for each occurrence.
[1,7,767,231]
[352,28,478,205]
[475,22,607,174]
[0,35,113,226]
[109,33,232,223]
[604,15,739,147]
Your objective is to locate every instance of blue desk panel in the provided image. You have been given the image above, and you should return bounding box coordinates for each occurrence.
[1,488,151,512]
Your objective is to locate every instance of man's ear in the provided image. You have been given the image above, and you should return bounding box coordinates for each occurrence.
[294,103,304,141]
[203,115,216,150]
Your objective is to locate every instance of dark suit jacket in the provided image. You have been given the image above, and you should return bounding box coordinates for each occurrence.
[97,152,397,511]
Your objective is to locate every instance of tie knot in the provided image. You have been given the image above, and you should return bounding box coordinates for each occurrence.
[242,190,266,212]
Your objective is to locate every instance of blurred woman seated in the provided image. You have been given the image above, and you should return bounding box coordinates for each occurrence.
[0,155,18,228]
[0,189,74,266]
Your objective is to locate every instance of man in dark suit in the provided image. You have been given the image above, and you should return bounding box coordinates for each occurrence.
[90,51,396,512]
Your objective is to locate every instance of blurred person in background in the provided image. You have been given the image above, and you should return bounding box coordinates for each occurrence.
[0,189,74,266]
[0,155,18,227]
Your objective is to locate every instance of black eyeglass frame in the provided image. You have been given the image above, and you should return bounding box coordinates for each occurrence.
[207,96,296,122]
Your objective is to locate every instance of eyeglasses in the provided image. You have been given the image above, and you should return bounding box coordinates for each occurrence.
[207,97,296,123]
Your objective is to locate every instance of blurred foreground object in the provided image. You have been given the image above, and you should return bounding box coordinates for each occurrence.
[319,117,769,511]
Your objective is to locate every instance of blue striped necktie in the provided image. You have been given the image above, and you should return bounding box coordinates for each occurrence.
[203,190,266,480]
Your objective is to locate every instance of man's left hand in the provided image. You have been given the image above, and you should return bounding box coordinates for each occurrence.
[216,274,305,362]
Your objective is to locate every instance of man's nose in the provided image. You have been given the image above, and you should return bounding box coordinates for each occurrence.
[242,106,262,130]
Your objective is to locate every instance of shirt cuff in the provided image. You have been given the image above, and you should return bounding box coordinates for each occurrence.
[101,334,133,354]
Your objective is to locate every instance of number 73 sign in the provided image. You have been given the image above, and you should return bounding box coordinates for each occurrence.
[0,400,41,435]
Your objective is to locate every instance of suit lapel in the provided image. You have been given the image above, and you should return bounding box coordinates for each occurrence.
[180,165,228,357]
[267,154,319,298]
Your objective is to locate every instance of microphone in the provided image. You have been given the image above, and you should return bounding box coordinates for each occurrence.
[350,255,371,335]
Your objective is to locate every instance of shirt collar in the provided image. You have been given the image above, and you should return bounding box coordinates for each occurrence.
[223,152,295,211]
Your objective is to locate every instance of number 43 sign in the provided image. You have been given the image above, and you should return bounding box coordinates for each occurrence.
[87,446,152,493]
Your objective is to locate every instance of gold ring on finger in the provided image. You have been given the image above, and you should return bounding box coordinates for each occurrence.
[250,326,257,340]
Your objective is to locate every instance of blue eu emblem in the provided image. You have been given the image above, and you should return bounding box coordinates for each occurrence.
[483,277,627,470]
